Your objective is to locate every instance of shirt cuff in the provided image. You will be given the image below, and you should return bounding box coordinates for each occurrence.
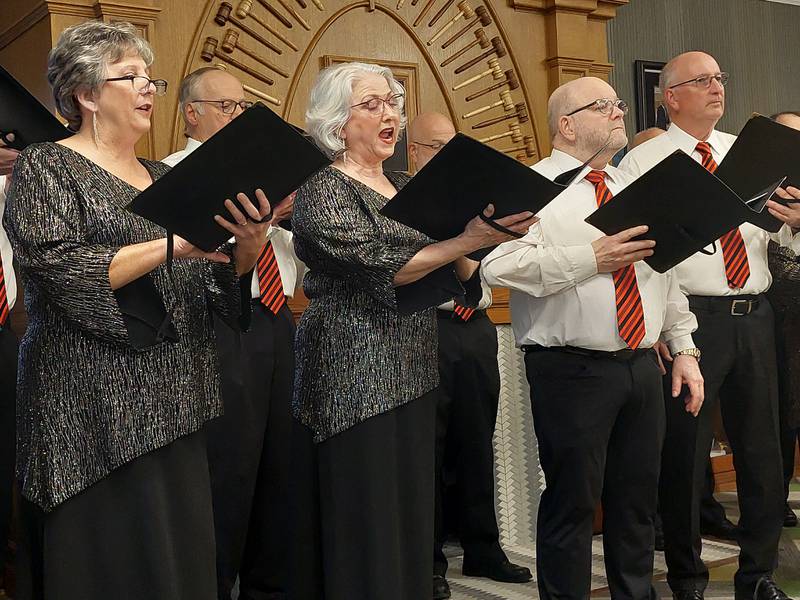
[567,244,599,284]
[666,334,695,355]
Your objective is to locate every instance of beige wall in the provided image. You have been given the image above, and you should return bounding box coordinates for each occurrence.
[608,0,800,136]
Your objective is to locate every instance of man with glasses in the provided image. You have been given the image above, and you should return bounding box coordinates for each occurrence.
[620,51,800,600]
[482,76,703,599]
[408,113,532,600]
[164,66,303,600]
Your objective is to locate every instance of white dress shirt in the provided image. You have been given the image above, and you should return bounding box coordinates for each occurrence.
[438,275,493,311]
[0,177,17,313]
[618,122,800,296]
[482,149,697,353]
[161,138,306,298]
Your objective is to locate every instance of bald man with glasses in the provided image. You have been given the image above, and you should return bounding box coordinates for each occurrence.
[483,76,702,600]
[620,51,800,600]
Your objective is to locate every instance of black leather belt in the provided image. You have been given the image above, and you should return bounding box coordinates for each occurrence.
[522,344,653,361]
[688,294,762,316]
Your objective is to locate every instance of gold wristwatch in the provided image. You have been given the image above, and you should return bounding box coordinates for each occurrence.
[673,347,701,361]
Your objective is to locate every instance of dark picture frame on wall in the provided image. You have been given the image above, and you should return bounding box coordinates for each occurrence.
[634,60,670,132]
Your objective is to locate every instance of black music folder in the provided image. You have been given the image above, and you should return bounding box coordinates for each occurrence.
[0,64,70,150]
[395,264,466,315]
[380,133,564,252]
[586,151,784,273]
[714,114,800,233]
[129,102,330,252]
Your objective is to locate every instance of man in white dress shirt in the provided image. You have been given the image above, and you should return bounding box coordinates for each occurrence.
[408,113,532,600]
[619,51,800,600]
[0,137,18,592]
[163,67,304,600]
[482,76,703,599]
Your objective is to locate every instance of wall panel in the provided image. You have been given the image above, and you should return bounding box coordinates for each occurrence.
[608,0,800,135]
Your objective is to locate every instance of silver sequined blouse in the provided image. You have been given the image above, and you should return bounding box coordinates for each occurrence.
[292,166,443,442]
[5,143,243,511]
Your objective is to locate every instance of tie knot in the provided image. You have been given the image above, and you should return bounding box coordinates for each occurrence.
[584,170,606,185]
[695,141,713,159]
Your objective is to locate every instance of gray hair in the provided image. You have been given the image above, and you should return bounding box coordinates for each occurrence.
[658,60,677,94]
[178,66,219,125]
[47,20,154,131]
[546,83,575,141]
[305,62,406,157]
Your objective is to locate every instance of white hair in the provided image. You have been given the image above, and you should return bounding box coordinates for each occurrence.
[305,62,406,157]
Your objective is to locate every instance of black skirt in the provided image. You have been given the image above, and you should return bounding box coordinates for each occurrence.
[289,390,437,600]
[15,429,216,600]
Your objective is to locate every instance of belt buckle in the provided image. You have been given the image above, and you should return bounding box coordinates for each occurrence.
[730,299,751,316]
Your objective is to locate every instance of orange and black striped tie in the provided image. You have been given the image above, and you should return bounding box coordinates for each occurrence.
[453,303,475,322]
[585,170,646,349]
[695,141,750,289]
[0,261,7,328]
[256,241,286,315]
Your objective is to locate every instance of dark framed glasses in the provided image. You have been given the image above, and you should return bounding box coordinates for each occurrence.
[190,99,254,115]
[565,98,629,117]
[104,75,168,96]
[668,72,729,90]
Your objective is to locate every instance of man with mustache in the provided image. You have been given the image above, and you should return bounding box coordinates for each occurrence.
[620,51,800,600]
[483,76,702,599]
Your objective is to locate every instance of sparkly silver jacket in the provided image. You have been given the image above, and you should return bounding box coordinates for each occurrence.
[292,167,451,442]
[5,143,243,511]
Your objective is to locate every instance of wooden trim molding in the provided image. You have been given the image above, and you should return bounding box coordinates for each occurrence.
[509,0,629,20]
[545,55,610,88]
[92,1,162,21]
[487,287,511,325]
[588,61,613,80]
[0,4,51,51]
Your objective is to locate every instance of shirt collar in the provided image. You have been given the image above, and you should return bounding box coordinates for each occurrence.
[183,137,202,155]
[667,122,723,156]
[550,148,619,185]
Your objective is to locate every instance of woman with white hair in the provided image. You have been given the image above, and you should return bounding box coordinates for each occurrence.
[289,61,536,600]
[5,20,270,599]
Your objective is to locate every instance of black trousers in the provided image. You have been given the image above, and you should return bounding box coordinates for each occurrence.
[207,303,295,600]
[288,392,436,600]
[16,430,216,600]
[525,348,664,600]
[0,327,17,568]
[775,305,800,501]
[660,296,783,594]
[781,427,799,502]
[700,458,729,527]
[434,311,504,577]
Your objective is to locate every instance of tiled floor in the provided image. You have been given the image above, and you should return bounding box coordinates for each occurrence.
[445,488,800,600]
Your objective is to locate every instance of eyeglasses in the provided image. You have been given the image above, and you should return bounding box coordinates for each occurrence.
[190,99,254,115]
[104,75,168,96]
[566,98,629,117]
[412,140,447,151]
[351,93,404,115]
[668,72,729,90]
